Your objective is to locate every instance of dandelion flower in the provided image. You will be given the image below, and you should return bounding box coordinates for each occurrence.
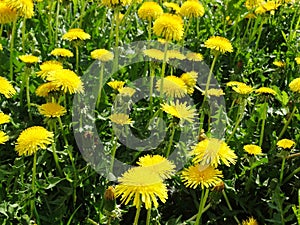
[102,0,132,7]
[180,71,198,94]
[180,0,205,18]
[143,49,167,61]
[115,166,168,209]
[0,131,9,144]
[107,81,125,90]
[38,103,67,118]
[4,0,34,18]
[242,217,258,225]
[19,54,39,64]
[163,2,181,14]
[138,2,163,21]
[153,13,184,41]
[0,76,16,98]
[50,48,74,57]
[289,78,300,93]
[181,164,223,189]
[46,69,84,94]
[245,0,264,10]
[273,60,285,67]
[186,52,203,61]
[245,13,257,19]
[243,144,262,155]
[62,28,91,41]
[137,154,175,179]
[36,61,63,79]
[0,2,17,24]
[109,113,132,125]
[0,44,2,51]
[226,81,246,87]
[35,82,59,97]
[0,112,10,124]
[15,126,54,156]
[118,87,136,96]
[161,100,196,123]
[232,84,253,95]
[167,50,186,60]
[277,139,295,149]
[190,138,237,167]
[204,36,233,54]
[255,87,276,95]
[295,57,300,65]
[156,75,188,98]
[204,88,225,97]
[91,49,114,62]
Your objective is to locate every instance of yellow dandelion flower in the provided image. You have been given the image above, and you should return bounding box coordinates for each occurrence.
[167,50,186,60]
[289,78,300,93]
[36,61,63,79]
[186,52,204,61]
[273,60,285,67]
[0,112,10,124]
[137,154,175,179]
[180,71,198,94]
[138,2,163,21]
[50,48,74,57]
[0,131,9,144]
[245,0,264,10]
[161,100,196,123]
[232,85,253,95]
[15,126,54,156]
[295,57,300,65]
[0,44,2,51]
[62,28,91,41]
[115,166,168,209]
[35,82,59,97]
[4,0,34,18]
[190,138,237,167]
[243,144,262,155]
[109,113,132,125]
[156,75,188,98]
[0,2,17,24]
[245,13,257,19]
[0,76,16,98]
[277,139,295,149]
[90,49,114,62]
[204,36,233,54]
[180,0,205,18]
[38,103,67,118]
[226,81,246,87]
[255,5,267,14]
[19,54,39,64]
[46,69,83,94]
[107,81,125,90]
[204,88,225,97]
[181,164,223,189]
[153,13,184,41]
[255,87,276,95]
[118,87,136,96]
[143,49,167,61]
[163,2,181,14]
[262,1,280,11]
[101,0,132,7]
[242,217,258,225]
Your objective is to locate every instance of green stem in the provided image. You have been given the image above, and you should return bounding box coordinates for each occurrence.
[195,188,209,225]
[9,17,18,81]
[222,190,241,225]
[113,7,120,72]
[166,121,176,157]
[133,200,142,225]
[254,17,265,52]
[148,19,152,40]
[25,66,32,120]
[49,123,63,176]
[0,24,3,37]
[146,208,151,225]
[110,132,117,173]
[22,18,26,52]
[279,157,286,185]
[227,98,247,142]
[259,100,268,147]
[278,105,297,140]
[149,62,155,106]
[283,165,300,185]
[31,152,37,218]
[96,63,105,108]
[55,0,60,46]
[75,45,79,75]
[159,42,169,99]
[79,1,88,27]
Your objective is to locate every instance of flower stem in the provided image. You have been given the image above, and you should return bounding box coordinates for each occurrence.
[31,152,37,218]
[222,190,241,225]
[22,18,26,52]
[54,0,60,46]
[49,123,63,176]
[166,121,176,157]
[96,63,105,109]
[25,66,32,120]
[159,42,169,99]
[195,188,209,225]
[9,17,18,81]
[259,100,268,147]
[113,7,120,72]
[110,132,117,173]
[75,45,79,75]
[146,208,151,225]
[278,105,297,140]
[279,157,286,185]
[133,200,142,225]
[149,62,155,106]
[148,19,152,40]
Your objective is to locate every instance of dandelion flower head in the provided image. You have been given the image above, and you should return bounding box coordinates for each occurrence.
[167,50,186,60]
[15,126,54,156]
[115,166,168,209]
[163,2,181,14]
[180,0,205,18]
[243,144,262,155]
[180,71,198,94]
[0,112,10,125]
[91,49,114,62]
[242,217,258,225]
[0,76,16,98]
[161,100,196,123]
[4,0,34,18]
[245,0,264,10]
[295,57,300,65]
[255,87,276,95]
[204,36,233,54]
[289,78,300,93]
[62,28,91,41]
[0,131,9,144]
[181,164,223,189]
[137,154,175,179]
[109,113,132,125]
[138,2,163,21]
[0,2,17,24]
[51,48,74,57]
[204,88,225,97]
[35,82,60,97]
[143,49,167,61]
[277,139,295,149]
[273,60,285,67]
[38,103,67,118]
[101,0,132,8]
[186,52,204,61]
[156,76,188,98]
[107,80,125,90]
[19,54,39,64]
[36,61,63,79]
[118,87,136,96]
